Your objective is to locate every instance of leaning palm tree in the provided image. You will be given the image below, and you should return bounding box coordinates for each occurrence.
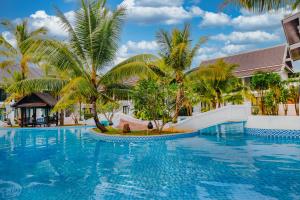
[0,20,47,79]
[224,0,299,11]
[156,24,206,121]
[8,0,157,132]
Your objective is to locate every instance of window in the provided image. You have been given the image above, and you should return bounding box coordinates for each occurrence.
[0,89,6,102]
[123,106,130,115]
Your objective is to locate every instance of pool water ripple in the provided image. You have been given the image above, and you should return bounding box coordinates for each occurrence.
[0,123,299,199]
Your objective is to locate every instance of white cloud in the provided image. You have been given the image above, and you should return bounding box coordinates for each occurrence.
[115,40,158,64]
[29,10,75,37]
[231,8,298,30]
[195,44,256,64]
[200,12,231,27]
[197,6,299,31]
[1,31,17,47]
[212,31,280,44]
[197,46,217,55]
[126,40,158,51]
[195,51,227,64]
[221,44,251,54]
[119,0,202,25]
[135,0,183,7]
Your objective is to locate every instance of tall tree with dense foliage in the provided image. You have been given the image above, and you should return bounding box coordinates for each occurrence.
[7,0,158,132]
[0,20,47,79]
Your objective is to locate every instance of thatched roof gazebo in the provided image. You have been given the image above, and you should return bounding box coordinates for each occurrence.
[12,93,58,127]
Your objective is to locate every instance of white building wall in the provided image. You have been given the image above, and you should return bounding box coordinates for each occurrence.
[279,69,289,80]
[246,115,300,130]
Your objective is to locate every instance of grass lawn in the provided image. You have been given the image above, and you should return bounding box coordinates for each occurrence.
[92,127,185,136]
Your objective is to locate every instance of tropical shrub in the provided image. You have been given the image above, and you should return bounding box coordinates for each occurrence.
[97,101,120,125]
[250,72,281,115]
[289,85,299,116]
[280,87,289,115]
[132,79,177,133]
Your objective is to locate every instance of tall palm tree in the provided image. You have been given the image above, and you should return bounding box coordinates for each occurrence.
[8,0,158,132]
[107,24,206,120]
[0,20,47,79]
[156,24,206,121]
[224,0,299,11]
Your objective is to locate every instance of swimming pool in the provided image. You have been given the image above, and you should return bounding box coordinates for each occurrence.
[0,123,299,200]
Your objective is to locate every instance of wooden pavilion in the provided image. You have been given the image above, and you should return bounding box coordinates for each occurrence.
[12,93,59,127]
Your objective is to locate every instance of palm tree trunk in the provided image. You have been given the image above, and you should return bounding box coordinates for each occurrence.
[173,73,184,122]
[92,100,107,132]
[295,102,299,116]
[174,87,184,122]
[60,110,64,126]
[20,57,28,80]
[91,64,107,132]
[284,104,288,116]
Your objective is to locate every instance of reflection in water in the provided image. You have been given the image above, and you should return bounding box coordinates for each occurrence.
[0,125,299,200]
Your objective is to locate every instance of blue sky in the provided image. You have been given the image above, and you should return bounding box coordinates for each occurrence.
[0,0,296,68]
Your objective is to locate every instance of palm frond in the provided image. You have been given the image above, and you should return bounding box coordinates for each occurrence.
[29,27,47,37]
[7,78,67,95]
[102,61,157,84]
[223,0,296,12]
[92,6,126,69]
[60,76,97,98]
[0,35,17,55]
[54,6,87,63]
[0,60,16,69]
[24,38,86,77]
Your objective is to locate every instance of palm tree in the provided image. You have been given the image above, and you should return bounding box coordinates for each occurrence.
[8,0,158,132]
[0,20,47,79]
[188,59,244,109]
[224,0,299,11]
[156,24,206,121]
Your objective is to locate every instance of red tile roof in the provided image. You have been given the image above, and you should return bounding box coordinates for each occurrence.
[198,45,288,77]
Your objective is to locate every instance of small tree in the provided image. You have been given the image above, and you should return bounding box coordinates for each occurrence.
[132,79,177,133]
[280,87,289,116]
[97,101,120,125]
[289,85,299,116]
[250,72,281,115]
[264,90,276,115]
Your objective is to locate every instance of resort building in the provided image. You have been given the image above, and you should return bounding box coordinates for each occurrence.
[191,44,299,116]
[282,12,300,62]
[198,44,294,83]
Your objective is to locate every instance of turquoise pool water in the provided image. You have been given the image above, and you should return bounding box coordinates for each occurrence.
[0,123,300,200]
